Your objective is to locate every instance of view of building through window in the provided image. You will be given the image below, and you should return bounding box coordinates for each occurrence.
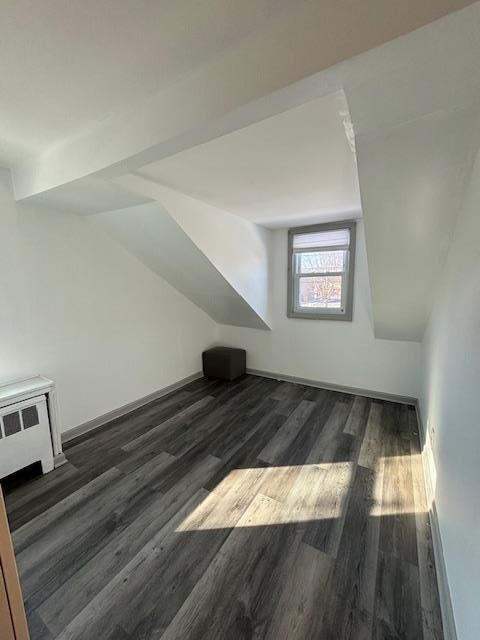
[297,251,345,308]
[298,275,342,308]
[288,222,355,319]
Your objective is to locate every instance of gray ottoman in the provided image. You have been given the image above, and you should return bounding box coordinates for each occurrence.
[202,347,246,381]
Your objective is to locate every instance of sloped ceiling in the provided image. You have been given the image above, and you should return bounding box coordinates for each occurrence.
[90,203,270,330]
[114,175,272,328]
[342,7,480,339]
[136,91,361,228]
[7,0,474,197]
[0,0,296,167]
[357,105,480,340]
[3,3,480,340]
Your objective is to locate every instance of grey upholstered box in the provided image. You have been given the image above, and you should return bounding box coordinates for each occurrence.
[202,347,246,381]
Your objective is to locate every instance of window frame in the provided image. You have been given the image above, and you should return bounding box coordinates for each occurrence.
[287,220,357,321]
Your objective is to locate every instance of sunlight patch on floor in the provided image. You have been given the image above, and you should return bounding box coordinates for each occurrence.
[176,463,355,531]
[176,452,429,532]
[376,453,430,516]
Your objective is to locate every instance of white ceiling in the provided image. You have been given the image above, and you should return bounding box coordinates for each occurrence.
[137,92,361,228]
[0,0,294,167]
[3,0,474,179]
[2,0,479,342]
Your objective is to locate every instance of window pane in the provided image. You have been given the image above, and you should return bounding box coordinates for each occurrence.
[297,276,343,309]
[297,250,345,274]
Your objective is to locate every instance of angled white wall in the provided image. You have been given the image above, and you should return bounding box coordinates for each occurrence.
[357,103,480,341]
[117,175,272,328]
[90,202,269,329]
[342,5,480,341]
[218,221,421,399]
[0,169,216,432]
[420,145,480,640]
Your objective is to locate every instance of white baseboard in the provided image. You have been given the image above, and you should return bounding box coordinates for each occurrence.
[415,402,457,640]
[63,367,416,446]
[247,367,417,405]
[62,371,203,445]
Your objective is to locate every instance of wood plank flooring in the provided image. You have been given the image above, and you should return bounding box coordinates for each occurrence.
[2,375,444,639]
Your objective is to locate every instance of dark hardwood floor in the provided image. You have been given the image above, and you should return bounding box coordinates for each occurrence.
[2,375,443,639]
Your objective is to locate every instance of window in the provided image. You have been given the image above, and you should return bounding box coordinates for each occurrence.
[287,220,356,320]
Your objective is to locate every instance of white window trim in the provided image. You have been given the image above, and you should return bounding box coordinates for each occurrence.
[287,220,357,321]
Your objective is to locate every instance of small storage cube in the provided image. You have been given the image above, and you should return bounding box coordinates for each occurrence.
[202,347,246,381]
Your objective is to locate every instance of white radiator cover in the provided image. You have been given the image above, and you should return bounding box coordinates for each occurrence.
[0,395,54,478]
[0,376,64,479]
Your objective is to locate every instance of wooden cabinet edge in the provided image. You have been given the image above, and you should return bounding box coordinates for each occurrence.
[0,486,30,640]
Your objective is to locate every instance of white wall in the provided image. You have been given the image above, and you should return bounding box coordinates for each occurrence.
[420,147,480,640]
[218,220,421,398]
[0,169,216,432]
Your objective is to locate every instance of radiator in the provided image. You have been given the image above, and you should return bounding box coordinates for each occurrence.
[0,377,62,480]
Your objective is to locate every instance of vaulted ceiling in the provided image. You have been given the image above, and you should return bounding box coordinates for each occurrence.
[2,1,480,340]
[0,0,296,166]
[136,91,361,228]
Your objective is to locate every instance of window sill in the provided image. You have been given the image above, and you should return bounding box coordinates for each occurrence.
[287,310,352,321]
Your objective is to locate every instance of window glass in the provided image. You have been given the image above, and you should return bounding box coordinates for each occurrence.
[297,276,343,309]
[288,221,356,320]
[297,250,346,274]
